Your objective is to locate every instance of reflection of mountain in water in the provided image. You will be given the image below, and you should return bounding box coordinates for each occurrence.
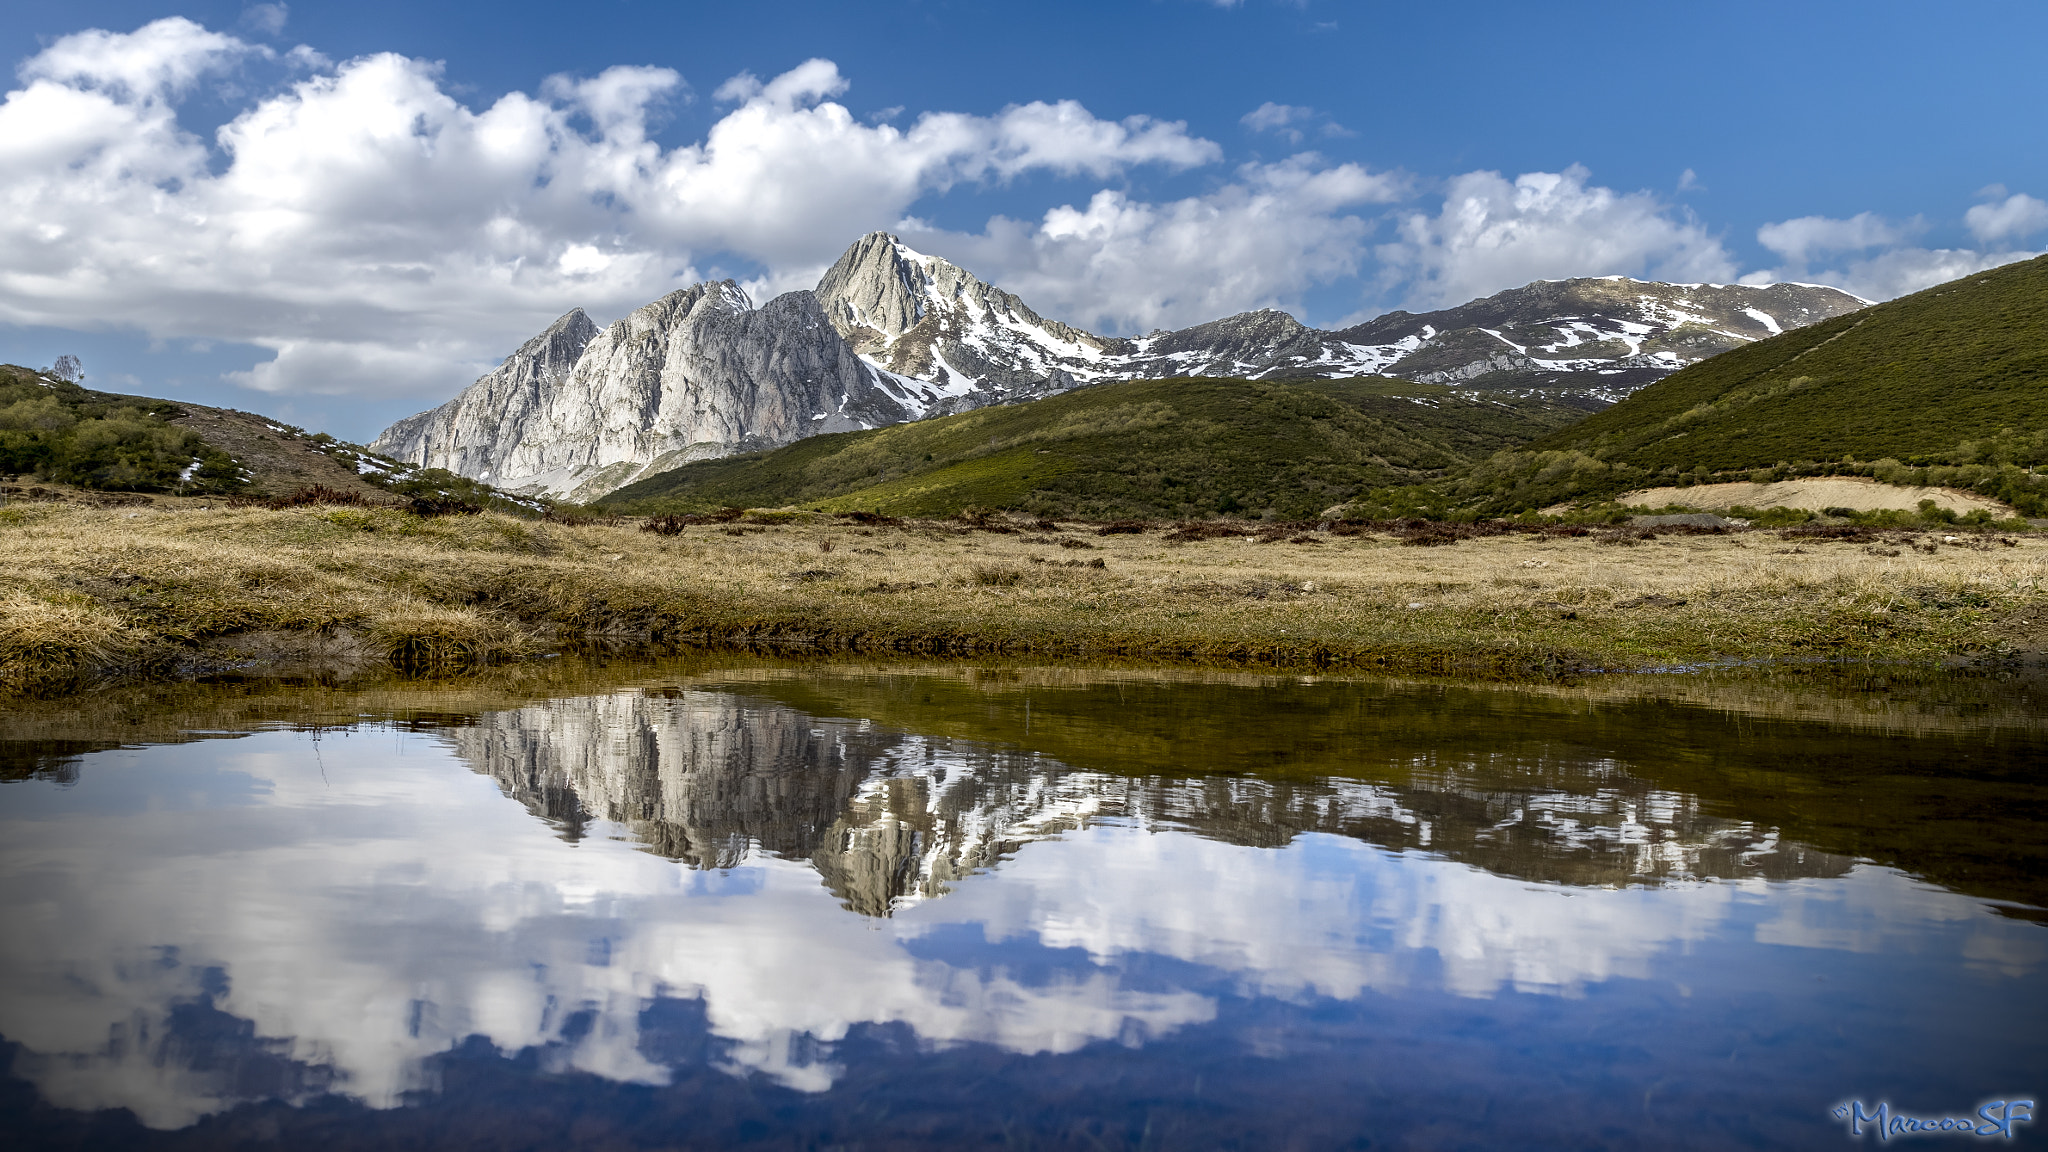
[457,690,1851,916]
[465,689,894,868]
[9,688,2037,1135]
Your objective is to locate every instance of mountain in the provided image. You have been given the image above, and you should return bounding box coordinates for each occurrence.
[1443,252,2048,514]
[1323,278,1864,399]
[373,282,948,504]
[373,232,1866,502]
[814,234,1866,404]
[598,374,1585,520]
[815,231,1114,408]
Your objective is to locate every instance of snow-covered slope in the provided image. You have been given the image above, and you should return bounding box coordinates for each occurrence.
[373,233,1868,500]
[1319,278,1868,406]
[815,231,1122,410]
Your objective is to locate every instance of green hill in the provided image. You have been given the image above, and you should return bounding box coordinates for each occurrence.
[0,363,542,512]
[0,364,246,493]
[598,375,1582,520]
[1444,254,2048,514]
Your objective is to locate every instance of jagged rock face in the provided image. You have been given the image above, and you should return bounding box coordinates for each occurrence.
[374,232,1868,500]
[372,283,918,503]
[371,308,599,482]
[816,232,1115,414]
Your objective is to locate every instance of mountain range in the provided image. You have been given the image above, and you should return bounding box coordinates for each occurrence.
[372,233,1866,502]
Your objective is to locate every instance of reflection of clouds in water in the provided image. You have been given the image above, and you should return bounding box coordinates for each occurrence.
[911,826,1748,1001]
[0,735,1215,1125]
[0,702,2039,1130]
[1753,869,2048,977]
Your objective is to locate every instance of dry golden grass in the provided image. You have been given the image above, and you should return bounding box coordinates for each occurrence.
[8,656,2037,765]
[2,498,2044,693]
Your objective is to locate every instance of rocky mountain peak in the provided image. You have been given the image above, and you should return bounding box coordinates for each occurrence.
[531,307,600,357]
[370,307,599,480]
[372,275,920,503]
[614,281,753,341]
[814,232,1114,387]
[490,306,599,385]
[815,232,927,346]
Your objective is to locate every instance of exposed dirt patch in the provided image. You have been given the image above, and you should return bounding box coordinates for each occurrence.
[162,401,389,498]
[1618,477,2012,516]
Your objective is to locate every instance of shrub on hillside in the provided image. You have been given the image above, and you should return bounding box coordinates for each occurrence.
[0,374,247,495]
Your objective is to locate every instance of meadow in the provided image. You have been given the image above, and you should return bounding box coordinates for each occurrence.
[4,493,2043,694]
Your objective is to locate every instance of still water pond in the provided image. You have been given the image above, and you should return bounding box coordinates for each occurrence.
[2,662,2044,1150]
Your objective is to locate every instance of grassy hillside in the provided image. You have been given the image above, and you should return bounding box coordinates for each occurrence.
[0,362,545,513]
[0,365,246,493]
[1448,255,2048,514]
[600,375,1581,519]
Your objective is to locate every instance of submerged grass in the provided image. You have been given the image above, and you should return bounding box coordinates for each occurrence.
[3,497,2046,693]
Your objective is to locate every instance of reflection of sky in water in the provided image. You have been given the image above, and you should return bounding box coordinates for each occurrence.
[0,691,2043,1142]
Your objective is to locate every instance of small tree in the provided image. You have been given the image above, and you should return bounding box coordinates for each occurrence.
[51,355,82,383]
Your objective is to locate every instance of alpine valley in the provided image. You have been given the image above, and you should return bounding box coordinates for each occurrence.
[369,233,1866,503]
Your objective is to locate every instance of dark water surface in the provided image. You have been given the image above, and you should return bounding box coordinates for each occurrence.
[2,661,2044,1150]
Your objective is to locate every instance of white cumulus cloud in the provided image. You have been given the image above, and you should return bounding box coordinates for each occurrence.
[1373,165,1738,311]
[1965,191,2048,245]
[1743,201,2045,300]
[904,154,1407,333]
[1756,211,1912,266]
[0,22,1222,404]
[20,16,263,99]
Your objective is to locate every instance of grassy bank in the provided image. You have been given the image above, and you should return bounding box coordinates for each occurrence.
[3,495,2045,694]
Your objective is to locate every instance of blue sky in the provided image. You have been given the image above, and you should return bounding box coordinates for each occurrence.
[3,0,2044,440]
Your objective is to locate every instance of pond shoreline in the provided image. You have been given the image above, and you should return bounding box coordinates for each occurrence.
[4,500,2044,696]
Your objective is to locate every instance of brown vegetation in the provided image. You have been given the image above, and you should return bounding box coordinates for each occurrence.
[2,497,2044,695]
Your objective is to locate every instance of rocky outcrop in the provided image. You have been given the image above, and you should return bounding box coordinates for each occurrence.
[815,232,1113,413]
[373,234,1869,500]
[373,283,923,503]
[371,308,598,482]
